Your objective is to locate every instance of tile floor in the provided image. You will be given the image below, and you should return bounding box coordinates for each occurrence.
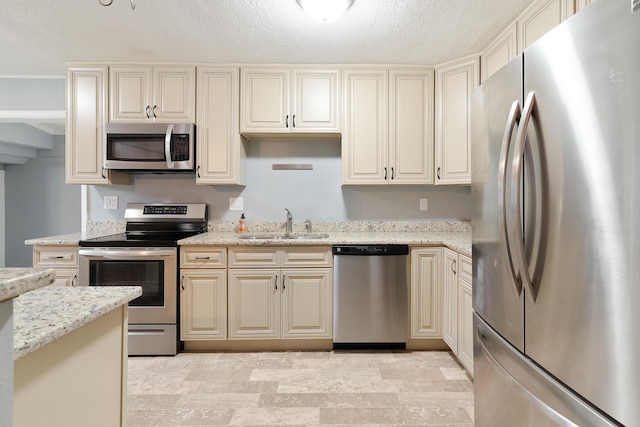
[127,350,474,426]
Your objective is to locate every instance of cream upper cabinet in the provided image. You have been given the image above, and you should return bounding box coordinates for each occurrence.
[342,69,388,184]
[342,68,434,185]
[109,65,195,123]
[196,67,247,185]
[435,55,479,185]
[442,248,458,352]
[410,247,443,339]
[575,0,593,13]
[481,23,517,83]
[65,65,129,185]
[517,0,574,53]
[240,67,340,134]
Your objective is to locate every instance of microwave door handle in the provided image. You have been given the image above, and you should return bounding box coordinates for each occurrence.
[165,124,174,169]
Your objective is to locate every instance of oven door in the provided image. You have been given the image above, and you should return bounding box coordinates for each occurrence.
[78,247,177,325]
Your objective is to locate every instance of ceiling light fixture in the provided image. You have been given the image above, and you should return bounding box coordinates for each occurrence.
[296,0,354,23]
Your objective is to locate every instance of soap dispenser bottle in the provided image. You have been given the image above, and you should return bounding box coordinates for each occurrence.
[237,213,249,234]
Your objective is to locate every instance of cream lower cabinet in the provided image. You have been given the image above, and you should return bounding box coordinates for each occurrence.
[227,246,332,340]
[65,65,129,185]
[32,245,79,287]
[196,67,247,185]
[410,247,443,338]
[179,246,227,340]
[342,68,434,185]
[442,248,474,376]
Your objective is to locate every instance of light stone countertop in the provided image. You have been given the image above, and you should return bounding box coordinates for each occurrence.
[179,231,472,257]
[24,221,472,256]
[13,285,142,360]
[0,268,56,303]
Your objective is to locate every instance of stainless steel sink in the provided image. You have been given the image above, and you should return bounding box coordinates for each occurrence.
[237,233,329,240]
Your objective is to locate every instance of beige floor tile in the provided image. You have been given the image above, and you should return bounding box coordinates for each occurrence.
[229,407,321,425]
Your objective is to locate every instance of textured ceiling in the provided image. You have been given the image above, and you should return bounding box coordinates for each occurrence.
[0,0,535,76]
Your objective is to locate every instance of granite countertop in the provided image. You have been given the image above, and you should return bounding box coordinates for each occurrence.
[24,221,472,257]
[179,231,472,257]
[0,268,56,302]
[13,285,142,360]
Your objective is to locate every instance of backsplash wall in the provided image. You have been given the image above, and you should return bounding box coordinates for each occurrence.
[89,139,471,222]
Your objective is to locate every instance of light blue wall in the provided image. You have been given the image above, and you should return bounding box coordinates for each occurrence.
[5,136,81,267]
[89,139,471,223]
[0,77,64,110]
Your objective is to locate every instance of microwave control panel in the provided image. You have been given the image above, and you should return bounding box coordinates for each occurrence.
[171,134,190,161]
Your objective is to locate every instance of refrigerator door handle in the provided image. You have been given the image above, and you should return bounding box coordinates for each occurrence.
[510,91,544,302]
[498,100,523,295]
[476,325,580,427]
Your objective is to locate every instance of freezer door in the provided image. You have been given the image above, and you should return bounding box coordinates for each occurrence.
[474,314,617,427]
[522,1,640,425]
[471,58,525,351]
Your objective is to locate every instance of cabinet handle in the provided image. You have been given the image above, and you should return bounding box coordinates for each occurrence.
[196,165,201,178]
[437,167,441,180]
[180,276,185,291]
[292,114,296,128]
[285,115,289,128]
[71,274,77,287]
[145,105,151,119]
[282,275,286,290]
[451,259,457,275]
[384,167,388,180]
[47,255,64,259]
[275,274,278,290]
[195,256,210,260]
[101,168,106,179]
[391,167,395,180]
[152,105,158,118]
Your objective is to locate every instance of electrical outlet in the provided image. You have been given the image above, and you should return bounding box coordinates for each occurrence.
[419,198,429,211]
[229,197,243,211]
[104,196,118,210]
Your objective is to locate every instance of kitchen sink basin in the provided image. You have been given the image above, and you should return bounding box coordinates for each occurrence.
[237,233,329,240]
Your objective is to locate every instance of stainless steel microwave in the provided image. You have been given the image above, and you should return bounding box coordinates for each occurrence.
[104,122,195,171]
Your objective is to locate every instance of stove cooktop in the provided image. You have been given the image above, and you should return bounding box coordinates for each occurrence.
[79,230,204,248]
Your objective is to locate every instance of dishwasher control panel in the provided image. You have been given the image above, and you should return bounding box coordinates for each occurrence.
[332,245,409,256]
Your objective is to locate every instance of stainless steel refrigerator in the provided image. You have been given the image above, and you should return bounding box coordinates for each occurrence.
[471,1,640,425]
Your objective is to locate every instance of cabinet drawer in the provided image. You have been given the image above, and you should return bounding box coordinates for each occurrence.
[459,254,472,284]
[33,246,79,267]
[281,247,332,268]
[180,246,226,268]
[228,247,279,268]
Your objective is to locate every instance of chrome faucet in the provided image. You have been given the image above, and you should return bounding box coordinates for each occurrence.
[285,208,293,235]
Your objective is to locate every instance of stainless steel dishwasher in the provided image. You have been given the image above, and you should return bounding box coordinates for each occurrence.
[332,244,409,349]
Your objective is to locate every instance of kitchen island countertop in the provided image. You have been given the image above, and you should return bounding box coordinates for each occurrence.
[0,268,56,303]
[13,285,141,360]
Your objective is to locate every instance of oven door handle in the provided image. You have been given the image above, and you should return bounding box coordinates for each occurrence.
[78,249,176,258]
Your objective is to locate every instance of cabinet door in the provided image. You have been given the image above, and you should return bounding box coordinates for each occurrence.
[389,69,434,184]
[180,269,227,340]
[442,249,458,352]
[66,66,128,185]
[410,247,443,338]
[482,23,517,82]
[196,67,246,185]
[228,269,280,339]
[435,55,479,185]
[180,246,227,269]
[109,65,152,122]
[291,69,340,132]
[458,273,473,376]
[153,66,196,123]
[517,0,574,53]
[342,69,388,184]
[281,268,332,339]
[240,68,290,133]
[574,0,592,13]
